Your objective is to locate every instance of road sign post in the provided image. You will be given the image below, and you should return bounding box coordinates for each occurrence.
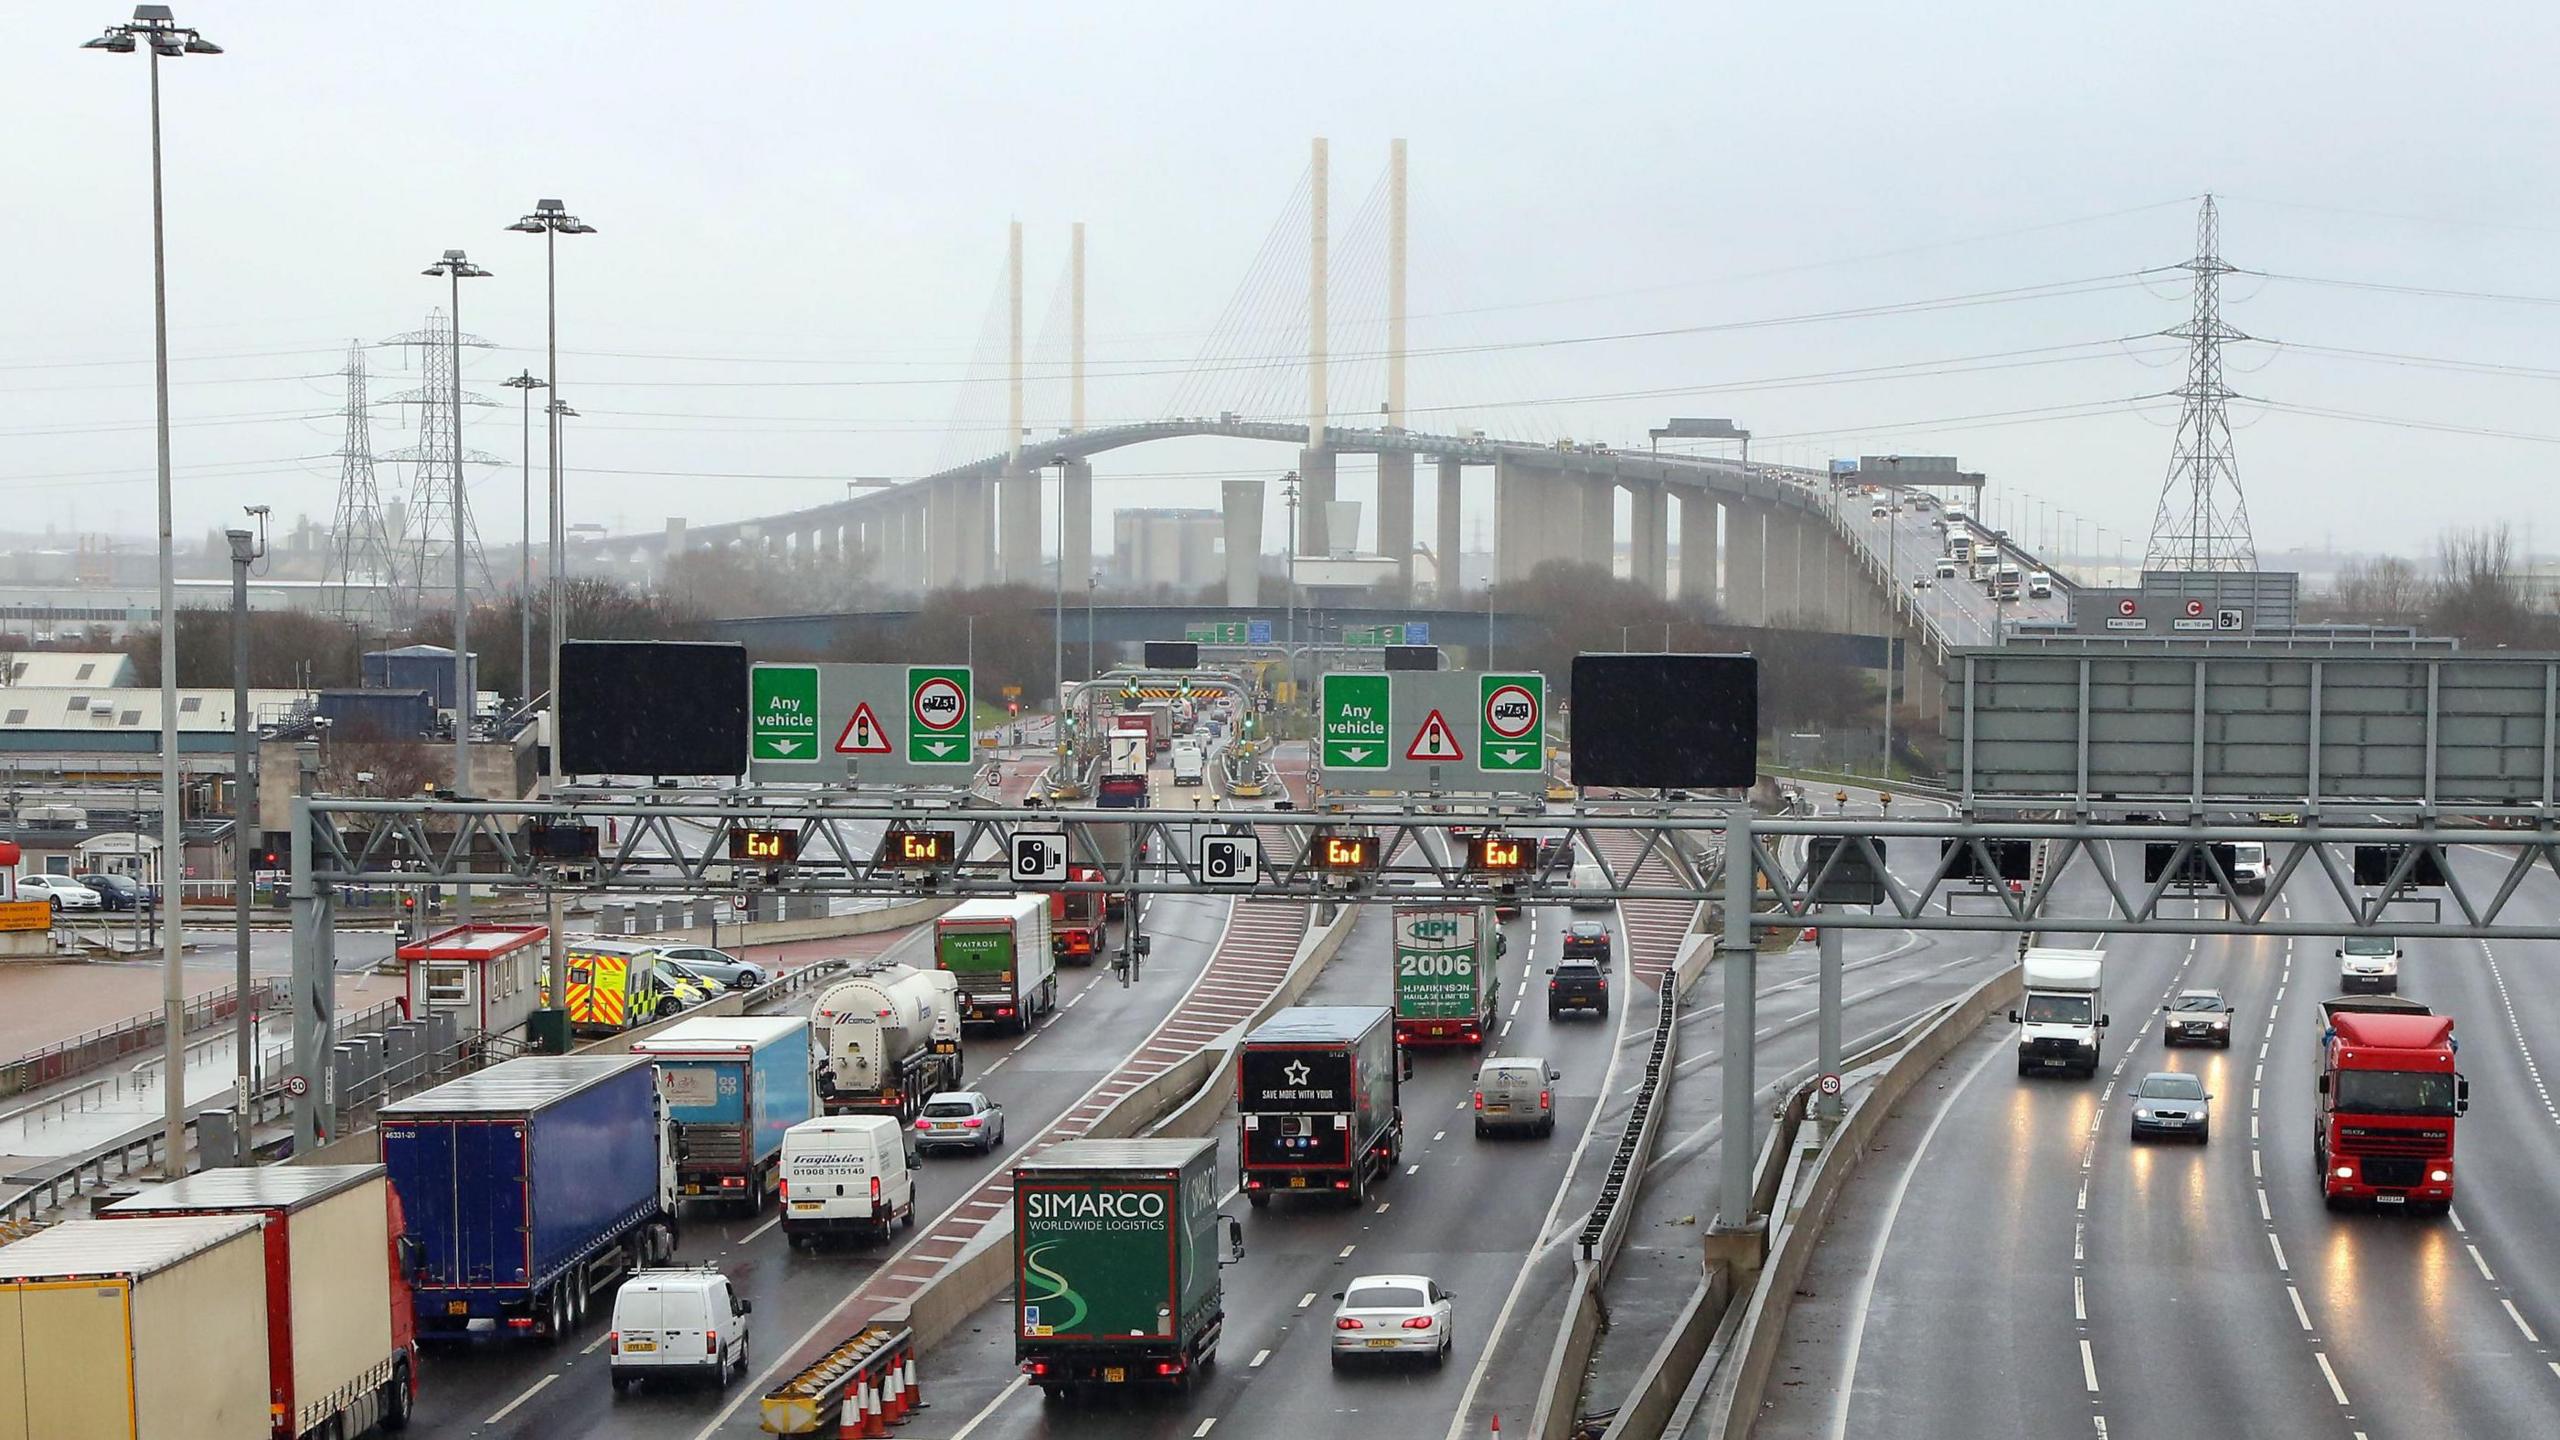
[1479,674,1544,772]
[1322,673,1391,770]
[749,664,821,763]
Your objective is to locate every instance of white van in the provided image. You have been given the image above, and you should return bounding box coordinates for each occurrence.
[609,1267,751,1392]
[1569,859,1610,911]
[779,1115,914,1246]
[1171,740,1207,787]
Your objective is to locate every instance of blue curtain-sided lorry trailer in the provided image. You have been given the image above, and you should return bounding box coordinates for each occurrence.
[382,1055,677,1341]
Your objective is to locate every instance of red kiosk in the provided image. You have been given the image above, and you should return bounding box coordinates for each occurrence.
[397,923,549,1042]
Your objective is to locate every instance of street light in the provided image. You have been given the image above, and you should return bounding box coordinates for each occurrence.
[423,249,489,930]
[502,371,546,700]
[84,1,221,1174]
[505,199,595,748]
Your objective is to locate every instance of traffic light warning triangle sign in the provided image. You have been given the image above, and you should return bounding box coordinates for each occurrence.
[1406,709,1465,761]
[836,702,894,755]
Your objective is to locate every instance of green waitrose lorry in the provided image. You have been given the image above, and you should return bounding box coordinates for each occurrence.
[1013,1138,1245,1400]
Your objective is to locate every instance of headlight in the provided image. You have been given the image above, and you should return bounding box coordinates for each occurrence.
[2134,1108,2153,1120]
[2430,1169,2449,1183]
[2210,1017,2228,1028]
[2334,1166,2354,1179]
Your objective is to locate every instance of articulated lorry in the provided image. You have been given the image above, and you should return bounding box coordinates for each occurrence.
[1048,862,1108,965]
[811,962,964,1121]
[383,1055,677,1341]
[1391,904,1502,1048]
[1014,1138,1245,1400]
[937,894,1057,1033]
[2011,948,2108,1077]
[633,1015,817,1213]
[2316,996,2468,1212]
[0,1215,276,1440]
[1237,1005,1405,1206]
[103,1165,419,1439]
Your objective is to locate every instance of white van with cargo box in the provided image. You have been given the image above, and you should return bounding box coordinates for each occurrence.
[778,1114,915,1245]
[2011,948,2108,1077]
[608,1266,751,1391]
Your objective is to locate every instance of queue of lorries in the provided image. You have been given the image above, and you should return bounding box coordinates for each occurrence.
[2010,939,2469,1211]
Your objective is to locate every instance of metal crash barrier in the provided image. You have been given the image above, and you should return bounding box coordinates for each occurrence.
[761,1325,917,1436]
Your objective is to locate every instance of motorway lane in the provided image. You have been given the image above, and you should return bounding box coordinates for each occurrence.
[898,895,1630,1440]
[401,887,1239,1440]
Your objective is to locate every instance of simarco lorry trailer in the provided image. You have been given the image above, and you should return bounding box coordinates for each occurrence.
[382,1055,677,1342]
[1237,1005,1406,1206]
[2316,995,2468,1212]
[1390,904,1503,1047]
[0,1215,274,1440]
[936,894,1057,1033]
[632,1015,818,1214]
[102,1165,419,1438]
[1013,1138,1246,1401]
[2011,948,2108,1077]
[811,962,964,1121]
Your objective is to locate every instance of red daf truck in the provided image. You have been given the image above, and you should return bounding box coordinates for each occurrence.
[2315,996,2468,1213]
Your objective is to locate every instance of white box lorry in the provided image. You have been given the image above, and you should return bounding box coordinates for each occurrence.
[1171,738,1207,786]
[2010,948,2108,1077]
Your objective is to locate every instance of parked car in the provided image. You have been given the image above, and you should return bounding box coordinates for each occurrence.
[73,873,147,911]
[608,1267,752,1391]
[19,875,100,912]
[659,945,768,991]
[1330,1274,1454,1370]
[914,1091,1005,1156]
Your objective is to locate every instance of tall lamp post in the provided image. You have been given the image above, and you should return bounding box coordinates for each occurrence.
[84,2,221,1174]
[225,508,265,1160]
[506,199,595,749]
[503,371,546,700]
[423,251,489,927]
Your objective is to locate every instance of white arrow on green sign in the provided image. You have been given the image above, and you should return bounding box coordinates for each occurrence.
[1322,672,1390,769]
[750,664,820,762]
[1479,673,1545,772]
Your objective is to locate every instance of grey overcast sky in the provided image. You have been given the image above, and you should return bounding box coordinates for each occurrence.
[9,1,2560,562]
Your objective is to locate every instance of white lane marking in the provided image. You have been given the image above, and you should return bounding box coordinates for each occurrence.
[2504,1298,2542,1344]
[2314,1351,2351,1405]
[1337,1244,1357,1259]
[1067,992,1085,1008]
[1250,1348,1271,1368]
[2079,1338,2100,1393]
[1376,1202,1391,1215]
[981,1055,1009,1075]
[1407,1163,1421,1175]
[1433,1130,1446,1142]
[486,1374,558,1425]
[2288,1286,2312,1332]
[1194,1420,1219,1437]
[2269,1232,2288,1272]
[1510,997,1522,1017]
[2469,1244,2496,1282]
[2073,1275,2086,1321]
[1298,1292,1316,1308]
[740,1216,780,1246]
[583,1330,611,1354]
[2450,1208,2467,1234]
[1826,1034,2010,1440]
[2256,1189,2270,1222]
[1502,1021,1514,1038]
[944,1375,1029,1440]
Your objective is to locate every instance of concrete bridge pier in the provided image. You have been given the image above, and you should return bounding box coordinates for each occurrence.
[1062,461,1093,591]
[1223,480,1264,606]
[1765,511,1804,622]
[962,478,996,586]
[1630,485,1668,595]
[1377,452,1415,590]
[1724,501,1766,625]
[1494,454,1531,584]
[1581,476,1615,573]
[1680,491,1716,605]
[927,483,959,589]
[1434,458,1463,597]
[999,461,1040,583]
[1298,448,1337,557]
[897,499,926,591]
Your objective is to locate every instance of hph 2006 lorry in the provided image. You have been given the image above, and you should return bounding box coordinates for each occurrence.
[2012,948,2108,1077]
[937,894,1057,1033]
[102,1165,419,1439]
[1391,904,1502,1047]
[0,1215,275,1440]
[382,1054,677,1341]
[1014,1137,1245,1401]
[2316,995,2468,1213]
[811,963,964,1122]
[632,1015,817,1213]
[1237,1005,1405,1206]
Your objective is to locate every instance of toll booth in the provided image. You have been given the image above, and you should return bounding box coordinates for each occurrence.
[398,922,548,1042]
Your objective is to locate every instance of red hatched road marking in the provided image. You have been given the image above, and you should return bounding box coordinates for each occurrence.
[1587,830,1703,989]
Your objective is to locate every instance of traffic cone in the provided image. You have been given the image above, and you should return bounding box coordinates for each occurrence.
[902,1348,924,1410]
[861,1377,888,1439]
[882,1363,905,1423]
[836,1385,864,1440]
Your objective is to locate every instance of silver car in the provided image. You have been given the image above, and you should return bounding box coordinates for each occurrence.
[1330,1274,1454,1369]
[2129,1071,2212,1143]
[659,945,768,991]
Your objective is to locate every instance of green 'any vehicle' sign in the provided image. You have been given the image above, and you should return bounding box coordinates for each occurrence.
[750,664,820,762]
[1322,673,1390,770]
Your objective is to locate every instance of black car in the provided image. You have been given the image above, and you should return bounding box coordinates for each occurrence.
[1548,958,1608,1019]
[75,873,147,912]
[1561,921,1611,963]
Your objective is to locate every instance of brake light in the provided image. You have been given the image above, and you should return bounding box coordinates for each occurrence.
[608,1331,620,1355]
[779,1178,788,1201]
[1336,1317,1364,1330]
[1402,1316,1435,1330]
[998,1007,1016,1017]
[1155,1360,1183,1376]
[506,1317,535,1330]
[962,1116,984,1128]
[1333,1179,1350,1190]
[1597,977,1607,988]
[707,1330,719,1354]
[1027,1361,1051,1377]
[1473,1091,1485,1110]
[1550,980,1559,992]
[1540,1090,1552,1109]
[871,1175,882,1203]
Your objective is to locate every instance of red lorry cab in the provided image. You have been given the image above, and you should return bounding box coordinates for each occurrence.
[2316,997,2468,1213]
